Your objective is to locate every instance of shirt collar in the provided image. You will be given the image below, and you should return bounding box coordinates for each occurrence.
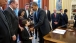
[0,7,3,10]
[26,10,28,11]
[54,13,56,14]
[25,26,29,31]
[35,8,38,13]
[45,9,47,11]
[9,6,14,11]
[61,13,63,14]
[36,8,38,12]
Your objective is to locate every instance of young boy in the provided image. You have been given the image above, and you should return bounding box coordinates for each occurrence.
[20,19,33,43]
[29,23,34,37]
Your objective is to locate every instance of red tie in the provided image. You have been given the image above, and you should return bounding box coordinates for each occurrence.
[54,13,56,18]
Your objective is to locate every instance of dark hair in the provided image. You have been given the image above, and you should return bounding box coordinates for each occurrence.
[60,9,62,11]
[22,19,27,27]
[28,23,34,28]
[9,0,15,5]
[25,3,29,6]
[31,2,38,6]
[64,9,68,13]
[18,9,25,17]
[22,19,30,27]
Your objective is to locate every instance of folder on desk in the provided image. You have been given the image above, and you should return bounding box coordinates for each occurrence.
[52,29,66,34]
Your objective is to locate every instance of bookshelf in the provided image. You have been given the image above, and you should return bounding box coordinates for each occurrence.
[71,0,76,19]
[71,5,76,19]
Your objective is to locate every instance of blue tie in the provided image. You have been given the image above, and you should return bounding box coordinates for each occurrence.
[36,11,38,19]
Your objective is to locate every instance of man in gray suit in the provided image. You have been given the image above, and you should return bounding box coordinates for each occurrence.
[31,2,51,43]
[0,0,11,43]
[4,0,18,43]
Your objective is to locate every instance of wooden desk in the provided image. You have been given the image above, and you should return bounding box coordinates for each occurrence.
[43,29,76,43]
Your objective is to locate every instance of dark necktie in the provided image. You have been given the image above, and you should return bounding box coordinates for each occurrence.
[36,11,38,19]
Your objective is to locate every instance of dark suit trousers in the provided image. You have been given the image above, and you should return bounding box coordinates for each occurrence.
[11,41,17,43]
[38,29,44,43]
[11,39,17,43]
[35,29,37,38]
[22,40,32,43]
[74,21,76,27]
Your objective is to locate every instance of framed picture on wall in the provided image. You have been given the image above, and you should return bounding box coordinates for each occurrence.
[56,0,62,11]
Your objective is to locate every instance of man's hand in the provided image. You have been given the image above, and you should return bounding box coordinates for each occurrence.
[19,25,24,31]
[20,27,24,31]
[30,27,34,31]
[54,22,58,24]
[29,37,33,40]
[12,35,16,41]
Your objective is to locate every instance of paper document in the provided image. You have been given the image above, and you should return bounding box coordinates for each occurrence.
[52,29,66,34]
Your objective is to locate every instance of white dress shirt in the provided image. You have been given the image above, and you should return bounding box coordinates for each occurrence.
[61,13,63,16]
[0,7,3,10]
[45,10,47,14]
[9,6,14,11]
[26,10,29,18]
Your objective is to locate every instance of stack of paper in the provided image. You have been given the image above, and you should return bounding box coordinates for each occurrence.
[52,29,66,34]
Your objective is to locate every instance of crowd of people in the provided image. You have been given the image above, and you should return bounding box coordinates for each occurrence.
[1,0,76,43]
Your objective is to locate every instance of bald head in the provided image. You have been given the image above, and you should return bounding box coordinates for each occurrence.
[0,0,7,6]
[54,9,56,13]
[9,0,18,10]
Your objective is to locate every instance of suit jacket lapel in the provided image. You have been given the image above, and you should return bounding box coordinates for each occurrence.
[34,12,38,21]
[25,10,27,18]
[53,13,55,18]
[37,8,41,19]
[25,10,30,18]
[34,8,41,21]
[56,13,59,18]
[47,10,49,15]
[0,9,9,31]
[8,7,18,19]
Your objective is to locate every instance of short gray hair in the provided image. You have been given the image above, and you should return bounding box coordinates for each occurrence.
[31,2,38,6]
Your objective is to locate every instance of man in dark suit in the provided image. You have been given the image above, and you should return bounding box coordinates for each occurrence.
[4,0,18,43]
[61,9,68,28]
[74,15,76,27]
[44,6,51,22]
[31,2,51,43]
[23,3,30,19]
[59,9,63,26]
[51,9,60,30]
[0,0,11,43]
